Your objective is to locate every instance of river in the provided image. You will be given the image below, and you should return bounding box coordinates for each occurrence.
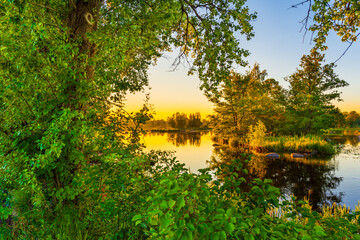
[141,131,360,211]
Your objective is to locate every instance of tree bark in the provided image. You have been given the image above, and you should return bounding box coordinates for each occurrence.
[66,0,101,107]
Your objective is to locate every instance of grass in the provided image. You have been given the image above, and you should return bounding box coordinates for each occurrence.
[323,127,360,137]
[269,197,360,224]
[262,135,336,155]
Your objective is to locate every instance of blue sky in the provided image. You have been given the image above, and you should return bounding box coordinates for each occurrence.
[126,0,360,119]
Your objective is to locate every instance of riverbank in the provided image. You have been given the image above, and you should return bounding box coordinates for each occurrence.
[262,135,336,156]
[212,134,336,156]
[146,128,212,133]
[323,128,360,137]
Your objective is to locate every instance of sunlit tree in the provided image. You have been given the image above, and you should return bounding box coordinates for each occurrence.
[345,111,360,127]
[0,0,256,237]
[210,64,284,142]
[285,50,348,134]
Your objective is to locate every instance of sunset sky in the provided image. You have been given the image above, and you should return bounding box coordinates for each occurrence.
[125,0,360,120]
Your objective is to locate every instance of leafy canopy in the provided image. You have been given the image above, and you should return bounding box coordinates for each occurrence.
[0,0,257,237]
[285,49,348,133]
[295,0,360,51]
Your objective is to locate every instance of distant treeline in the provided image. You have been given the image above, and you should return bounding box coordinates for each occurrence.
[143,112,210,130]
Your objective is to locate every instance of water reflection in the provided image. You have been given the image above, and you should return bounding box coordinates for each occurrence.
[146,131,209,147]
[329,135,360,146]
[209,147,343,211]
[143,132,360,210]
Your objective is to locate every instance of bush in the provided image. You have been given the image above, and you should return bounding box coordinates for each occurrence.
[248,120,267,152]
[1,153,359,239]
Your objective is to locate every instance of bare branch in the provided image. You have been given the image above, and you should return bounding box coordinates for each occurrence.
[69,0,76,9]
[288,0,311,10]
[334,33,360,63]
[181,0,204,22]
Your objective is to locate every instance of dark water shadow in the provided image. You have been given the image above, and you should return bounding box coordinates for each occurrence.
[328,135,360,146]
[209,147,343,212]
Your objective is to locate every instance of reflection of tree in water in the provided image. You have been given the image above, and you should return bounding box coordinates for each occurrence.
[166,132,203,147]
[328,136,360,146]
[262,156,343,212]
[147,132,166,137]
[210,147,343,212]
[209,147,260,192]
[346,136,360,146]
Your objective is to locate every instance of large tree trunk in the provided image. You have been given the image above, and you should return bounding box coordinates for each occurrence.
[51,1,102,196]
[66,0,101,108]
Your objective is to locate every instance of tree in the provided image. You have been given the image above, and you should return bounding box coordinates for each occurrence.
[285,49,348,134]
[209,64,285,144]
[0,0,256,237]
[188,112,202,128]
[294,0,360,52]
[345,111,360,127]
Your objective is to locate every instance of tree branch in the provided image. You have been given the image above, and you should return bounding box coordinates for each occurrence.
[29,2,58,12]
[334,32,360,63]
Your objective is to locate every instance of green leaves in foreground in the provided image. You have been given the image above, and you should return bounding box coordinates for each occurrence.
[129,156,360,240]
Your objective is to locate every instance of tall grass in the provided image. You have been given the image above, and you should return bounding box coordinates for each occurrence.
[263,135,336,155]
[269,197,360,224]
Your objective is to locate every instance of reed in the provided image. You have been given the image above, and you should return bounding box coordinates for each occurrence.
[263,135,336,155]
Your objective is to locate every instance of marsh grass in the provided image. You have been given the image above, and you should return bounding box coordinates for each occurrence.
[269,197,360,224]
[263,135,336,155]
[323,127,360,137]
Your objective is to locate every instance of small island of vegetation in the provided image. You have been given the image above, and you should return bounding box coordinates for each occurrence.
[208,52,359,157]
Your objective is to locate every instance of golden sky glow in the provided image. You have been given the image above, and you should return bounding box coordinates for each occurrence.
[125,54,215,119]
[125,1,359,119]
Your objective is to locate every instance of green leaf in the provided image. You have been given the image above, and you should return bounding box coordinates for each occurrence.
[244,233,255,240]
[168,199,176,208]
[187,223,195,231]
[212,232,220,240]
[177,195,185,209]
[313,226,327,237]
[224,222,235,234]
[160,215,171,229]
[131,214,142,221]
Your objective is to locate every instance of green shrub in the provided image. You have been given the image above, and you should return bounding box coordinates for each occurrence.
[248,120,267,151]
[1,153,359,239]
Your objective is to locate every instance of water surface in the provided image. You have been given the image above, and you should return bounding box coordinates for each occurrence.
[142,132,360,210]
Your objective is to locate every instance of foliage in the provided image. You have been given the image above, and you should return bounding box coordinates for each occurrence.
[134,156,360,240]
[1,0,359,238]
[209,64,284,142]
[0,0,257,237]
[344,111,360,128]
[301,0,360,50]
[143,112,208,130]
[263,135,336,156]
[248,120,267,151]
[1,147,359,239]
[284,49,348,134]
[167,112,203,129]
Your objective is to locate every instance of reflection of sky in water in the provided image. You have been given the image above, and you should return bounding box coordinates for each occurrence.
[141,132,213,173]
[331,143,360,209]
[142,132,360,210]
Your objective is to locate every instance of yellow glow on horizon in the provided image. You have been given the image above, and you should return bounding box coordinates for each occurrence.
[125,103,214,120]
[125,89,214,120]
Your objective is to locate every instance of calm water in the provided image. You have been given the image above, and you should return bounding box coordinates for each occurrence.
[142,132,360,210]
